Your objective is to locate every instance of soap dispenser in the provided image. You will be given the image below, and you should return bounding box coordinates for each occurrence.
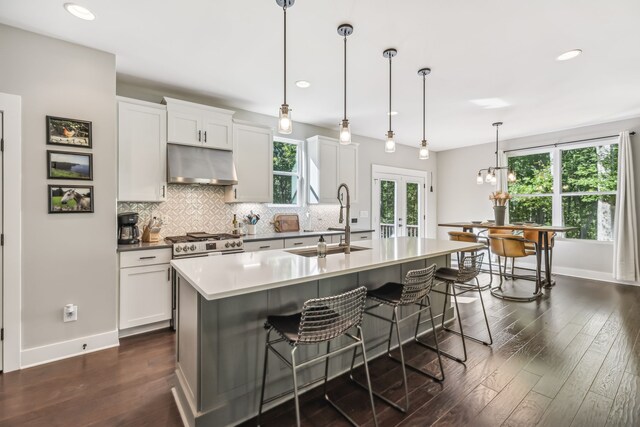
[317,235,327,258]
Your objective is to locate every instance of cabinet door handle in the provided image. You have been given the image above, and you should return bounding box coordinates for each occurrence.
[234,188,237,199]
[259,245,271,249]
[167,267,171,281]
[204,131,207,143]
[293,242,303,246]
[198,130,202,142]
[139,256,157,260]
[162,185,166,198]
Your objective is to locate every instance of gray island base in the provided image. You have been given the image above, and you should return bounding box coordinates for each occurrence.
[170,237,484,427]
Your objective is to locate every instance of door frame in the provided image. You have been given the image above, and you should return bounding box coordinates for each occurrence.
[371,164,428,239]
[0,93,22,372]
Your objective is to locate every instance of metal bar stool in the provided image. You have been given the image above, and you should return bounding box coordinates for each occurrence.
[421,253,492,364]
[448,231,493,290]
[348,264,444,413]
[258,286,378,427]
[489,234,542,302]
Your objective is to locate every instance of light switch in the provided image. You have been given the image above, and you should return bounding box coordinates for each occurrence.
[360,211,369,218]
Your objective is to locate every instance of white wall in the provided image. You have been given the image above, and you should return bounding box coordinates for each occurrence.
[117,77,439,237]
[437,116,640,283]
[0,24,118,365]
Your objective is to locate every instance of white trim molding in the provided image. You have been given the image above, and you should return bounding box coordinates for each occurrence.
[21,329,119,369]
[0,92,22,372]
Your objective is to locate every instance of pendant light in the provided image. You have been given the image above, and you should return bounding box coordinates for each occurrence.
[476,122,516,185]
[383,48,397,153]
[338,24,353,145]
[417,67,431,159]
[276,0,294,134]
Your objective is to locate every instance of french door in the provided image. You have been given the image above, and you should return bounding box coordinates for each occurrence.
[373,172,425,238]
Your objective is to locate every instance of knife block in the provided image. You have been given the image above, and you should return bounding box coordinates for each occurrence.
[141,225,161,243]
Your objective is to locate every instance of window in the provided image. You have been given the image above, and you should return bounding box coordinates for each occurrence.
[508,152,554,226]
[508,140,618,241]
[272,139,301,206]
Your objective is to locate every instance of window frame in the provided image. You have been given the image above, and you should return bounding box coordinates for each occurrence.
[270,136,304,207]
[507,137,618,242]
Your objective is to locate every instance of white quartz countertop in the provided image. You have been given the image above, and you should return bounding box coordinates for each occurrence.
[171,237,484,301]
[242,228,374,242]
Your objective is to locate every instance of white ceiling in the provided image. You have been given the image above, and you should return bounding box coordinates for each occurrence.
[1,0,639,150]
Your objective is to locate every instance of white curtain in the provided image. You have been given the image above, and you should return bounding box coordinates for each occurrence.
[612,131,639,282]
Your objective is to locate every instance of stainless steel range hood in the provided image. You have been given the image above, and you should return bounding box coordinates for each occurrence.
[167,143,237,185]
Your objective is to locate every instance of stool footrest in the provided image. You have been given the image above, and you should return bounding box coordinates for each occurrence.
[415,337,466,364]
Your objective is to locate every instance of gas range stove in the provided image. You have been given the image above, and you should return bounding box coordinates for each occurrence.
[165,232,244,258]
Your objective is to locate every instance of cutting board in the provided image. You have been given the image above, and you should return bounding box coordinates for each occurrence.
[273,214,300,232]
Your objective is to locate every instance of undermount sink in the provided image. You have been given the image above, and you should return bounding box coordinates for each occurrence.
[286,245,370,257]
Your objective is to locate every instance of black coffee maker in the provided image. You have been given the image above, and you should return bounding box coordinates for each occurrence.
[118,212,140,244]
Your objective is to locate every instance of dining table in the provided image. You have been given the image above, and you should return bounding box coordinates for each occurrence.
[438,222,578,299]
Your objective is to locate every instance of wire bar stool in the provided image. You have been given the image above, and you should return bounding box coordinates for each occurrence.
[421,253,492,364]
[348,264,444,413]
[257,286,378,427]
[448,231,494,291]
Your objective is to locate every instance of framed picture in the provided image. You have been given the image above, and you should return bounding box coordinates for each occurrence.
[47,150,93,180]
[46,116,92,148]
[48,185,94,213]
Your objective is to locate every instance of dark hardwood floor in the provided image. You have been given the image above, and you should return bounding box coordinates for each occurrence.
[1,274,639,427]
[0,330,182,426]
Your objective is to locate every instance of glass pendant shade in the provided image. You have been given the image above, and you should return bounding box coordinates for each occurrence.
[339,119,351,145]
[507,170,516,182]
[385,131,396,153]
[485,170,493,183]
[477,172,484,185]
[278,104,292,134]
[490,174,497,185]
[419,140,429,159]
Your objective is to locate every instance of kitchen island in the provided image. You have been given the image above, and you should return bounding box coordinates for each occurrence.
[171,237,483,427]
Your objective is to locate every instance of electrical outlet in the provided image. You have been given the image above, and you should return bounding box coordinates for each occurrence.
[351,218,358,224]
[63,304,78,322]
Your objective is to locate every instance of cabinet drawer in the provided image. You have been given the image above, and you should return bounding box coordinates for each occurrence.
[284,236,319,249]
[353,232,373,241]
[243,239,285,252]
[120,248,172,268]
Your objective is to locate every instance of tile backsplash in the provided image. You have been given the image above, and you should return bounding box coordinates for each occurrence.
[117,185,343,237]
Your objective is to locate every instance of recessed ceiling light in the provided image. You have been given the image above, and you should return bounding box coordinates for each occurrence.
[387,111,398,116]
[64,3,95,21]
[470,98,510,109]
[556,49,582,61]
[295,80,311,88]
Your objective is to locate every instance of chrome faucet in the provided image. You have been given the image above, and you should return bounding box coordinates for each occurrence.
[337,183,351,254]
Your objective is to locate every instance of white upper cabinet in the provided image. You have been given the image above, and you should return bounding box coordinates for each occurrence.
[117,97,167,202]
[307,136,358,204]
[225,121,273,203]
[164,97,234,150]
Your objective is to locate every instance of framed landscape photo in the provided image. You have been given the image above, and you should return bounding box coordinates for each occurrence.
[48,185,94,213]
[47,150,93,180]
[46,116,92,148]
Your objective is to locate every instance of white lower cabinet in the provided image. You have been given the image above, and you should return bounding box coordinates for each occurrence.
[119,250,172,331]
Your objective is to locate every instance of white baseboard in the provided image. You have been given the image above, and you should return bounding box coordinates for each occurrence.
[516,262,639,287]
[20,329,119,369]
[118,320,171,338]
